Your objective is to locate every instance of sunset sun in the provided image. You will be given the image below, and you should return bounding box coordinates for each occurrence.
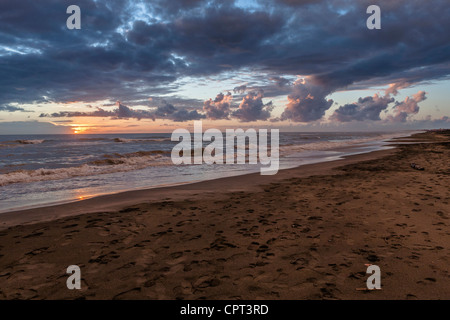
[71,126,87,134]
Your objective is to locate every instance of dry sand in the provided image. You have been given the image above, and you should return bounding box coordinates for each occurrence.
[0,130,449,300]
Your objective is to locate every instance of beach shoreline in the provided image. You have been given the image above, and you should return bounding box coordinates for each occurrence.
[0,130,416,215]
[0,146,398,230]
[0,130,448,299]
[0,131,420,229]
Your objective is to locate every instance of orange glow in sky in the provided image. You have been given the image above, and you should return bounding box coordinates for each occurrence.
[71,125,88,134]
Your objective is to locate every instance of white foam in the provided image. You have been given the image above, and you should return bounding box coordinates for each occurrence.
[16,139,45,145]
[114,137,171,143]
[279,132,411,155]
[0,154,172,186]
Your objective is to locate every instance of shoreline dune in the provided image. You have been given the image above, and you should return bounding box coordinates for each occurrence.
[0,130,449,299]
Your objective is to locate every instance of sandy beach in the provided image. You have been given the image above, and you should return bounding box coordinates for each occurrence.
[0,130,449,300]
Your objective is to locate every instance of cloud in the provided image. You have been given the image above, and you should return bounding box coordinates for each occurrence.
[233,85,247,94]
[154,102,177,117]
[274,0,323,6]
[120,102,156,120]
[169,109,205,122]
[387,90,427,122]
[385,81,412,96]
[232,91,273,122]
[145,101,206,122]
[40,101,156,121]
[396,91,426,114]
[331,94,395,122]
[0,105,33,112]
[436,116,450,124]
[203,92,233,120]
[39,101,206,122]
[270,76,291,87]
[331,90,427,123]
[396,115,450,129]
[280,78,334,122]
[0,0,448,127]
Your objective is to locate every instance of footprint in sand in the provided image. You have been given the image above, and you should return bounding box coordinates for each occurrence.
[23,232,44,239]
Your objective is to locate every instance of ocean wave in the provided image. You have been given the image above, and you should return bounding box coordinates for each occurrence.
[0,139,46,148]
[15,139,45,145]
[113,137,172,143]
[0,153,172,186]
[77,137,109,142]
[0,132,412,186]
[92,150,170,165]
[279,133,406,155]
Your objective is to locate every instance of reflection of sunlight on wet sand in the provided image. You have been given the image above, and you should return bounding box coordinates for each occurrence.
[72,189,97,202]
[0,191,95,214]
[68,179,206,205]
[0,188,101,214]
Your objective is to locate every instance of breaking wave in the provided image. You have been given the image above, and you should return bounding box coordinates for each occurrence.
[16,139,45,145]
[0,139,47,148]
[279,133,404,155]
[0,152,172,186]
[113,137,172,143]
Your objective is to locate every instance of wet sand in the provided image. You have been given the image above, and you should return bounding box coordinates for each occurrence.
[0,130,449,299]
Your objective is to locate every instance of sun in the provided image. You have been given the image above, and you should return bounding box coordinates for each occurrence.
[71,125,87,134]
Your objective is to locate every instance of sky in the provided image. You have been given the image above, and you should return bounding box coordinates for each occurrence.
[0,0,449,134]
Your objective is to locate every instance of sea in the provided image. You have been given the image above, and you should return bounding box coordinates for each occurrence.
[0,131,417,213]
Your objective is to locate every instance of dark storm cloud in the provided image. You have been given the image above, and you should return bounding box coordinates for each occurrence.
[169,109,205,122]
[40,102,156,120]
[203,90,275,122]
[154,101,206,121]
[232,91,273,122]
[203,92,233,120]
[143,0,208,16]
[330,90,427,123]
[331,94,394,122]
[39,101,205,122]
[269,76,291,88]
[0,105,33,112]
[271,0,322,6]
[233,85,247,94]
[281,79,334,122]
[154,103,177,117]
[0,0,449,123]
[0,0,284,107]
